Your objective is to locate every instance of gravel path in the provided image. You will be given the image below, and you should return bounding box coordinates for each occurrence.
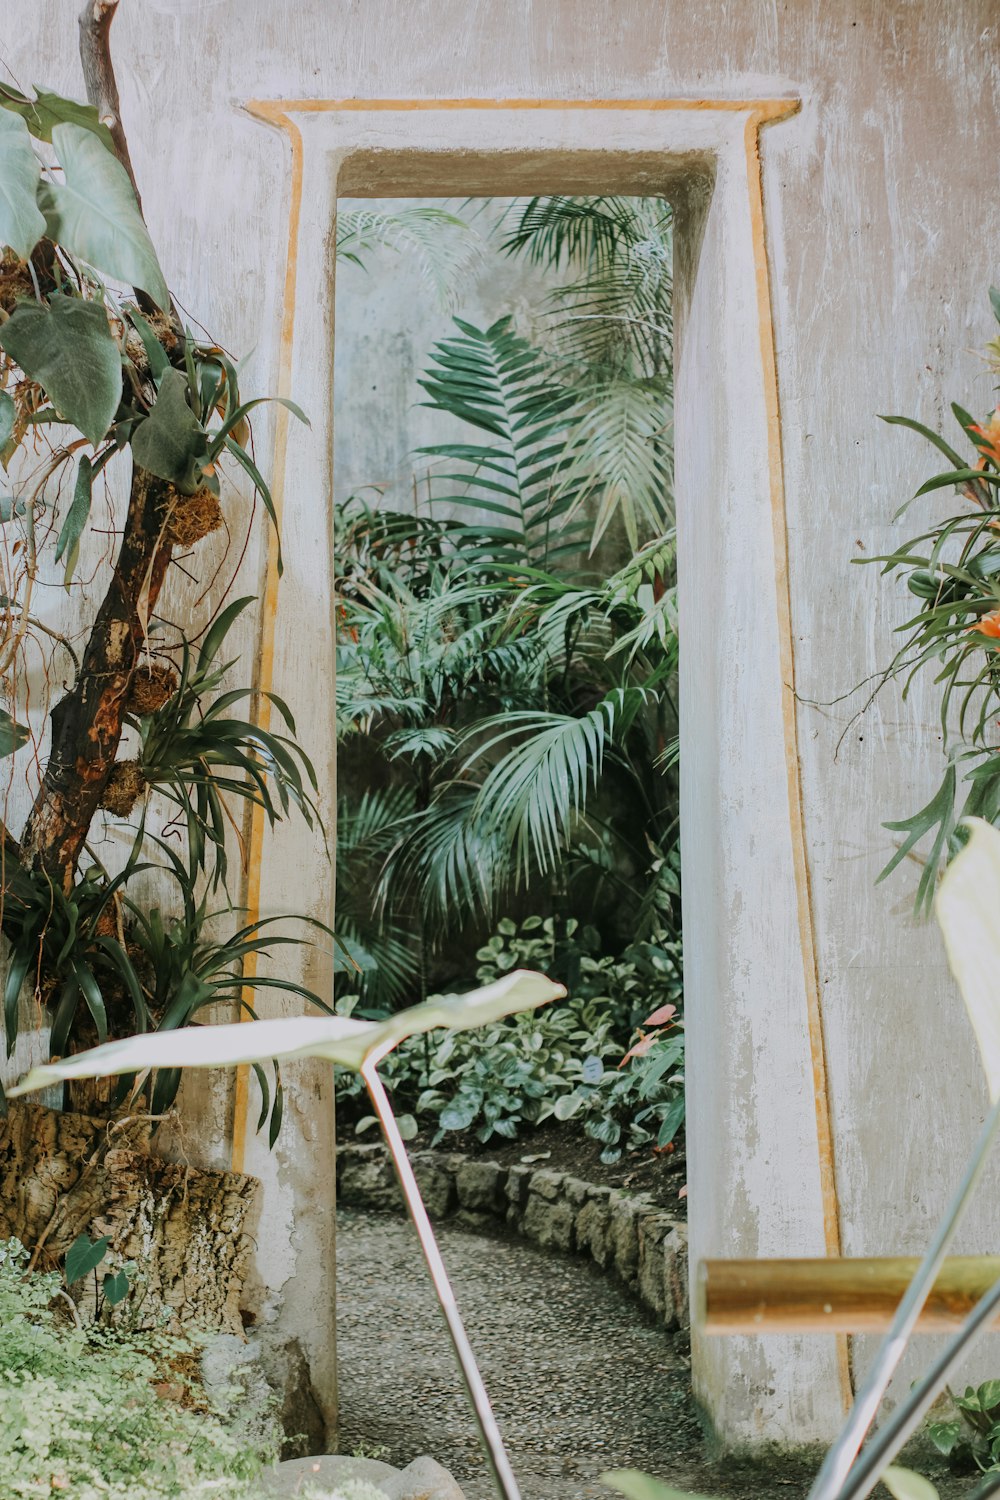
[335,1208,818,1500]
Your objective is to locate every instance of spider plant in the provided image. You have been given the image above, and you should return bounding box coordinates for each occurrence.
[133,597,322,890]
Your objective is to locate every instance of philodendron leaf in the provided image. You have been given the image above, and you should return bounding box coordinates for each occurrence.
[39,123,169,308]
[0,708,29,757]
[65,1232,109,1285]
[130,367,208,489]
[0,293,120,445]
[0,85,115,152]
[0,109,44,261]
[55,454,93,566]
[9,970,565,1097]
[881,1466,940,1500]
[601,1472,721,1500]
[936,818,1000,1099]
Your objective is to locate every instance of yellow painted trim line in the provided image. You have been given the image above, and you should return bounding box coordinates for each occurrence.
[234,96,850,1410]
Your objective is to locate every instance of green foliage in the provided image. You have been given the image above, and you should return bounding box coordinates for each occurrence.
[336,204,483,306]
[0,111,45,261]
[0,293,121,445]
[134,597,321,889]
[500,196,674,551]
[928,1383,1000,1473]
[0,1238,271,1499]
[863,288,1000,911]
[335,482,679,1010]
[417,314,589,565]
[338,914,684,1160]
[39,122,168,306]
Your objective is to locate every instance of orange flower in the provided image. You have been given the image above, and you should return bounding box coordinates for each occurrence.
[971,609,1000,642]
[971,406,1000,467]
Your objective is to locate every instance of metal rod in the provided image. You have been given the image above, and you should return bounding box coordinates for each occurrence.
[810,1095,1000,1500]
[834,1270,1000,1500]
[702,1254,1000,1333]
[362,1057,522,1500]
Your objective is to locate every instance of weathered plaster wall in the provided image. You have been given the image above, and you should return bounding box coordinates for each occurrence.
[3,0,1000,1453]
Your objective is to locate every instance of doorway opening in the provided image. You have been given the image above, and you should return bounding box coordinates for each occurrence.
[331,192,683,1186]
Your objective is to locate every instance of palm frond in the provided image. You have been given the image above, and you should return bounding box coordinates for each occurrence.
[465,687,649,879]
[335,205,484,308]
[417,316,589,566]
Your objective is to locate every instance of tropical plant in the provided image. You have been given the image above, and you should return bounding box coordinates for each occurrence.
[335,513,680,1009]
[10,967,567,1500]
[336,203,483,307]
[498,195,674,552]
[337,913,685,1156]
[0,15,330,1122]
[861,287,1000,911]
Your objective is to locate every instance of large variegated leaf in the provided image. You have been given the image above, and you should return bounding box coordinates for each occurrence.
[40,124,168,308]
[0,110,44,261]
[9,969,564,1096]
[936,818,1000,1099]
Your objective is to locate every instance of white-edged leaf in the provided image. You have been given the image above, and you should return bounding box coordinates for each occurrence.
[10,969,565,1097]
[881,1466,940,1500]
[40,124,168,308]
[0,293,120,445]
[936,818,1000,1099]
[0,109,44,260]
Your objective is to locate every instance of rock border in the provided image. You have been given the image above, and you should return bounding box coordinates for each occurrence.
[336,1143,688,1334]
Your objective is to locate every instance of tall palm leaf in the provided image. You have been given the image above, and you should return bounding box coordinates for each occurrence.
[417,316,590,566]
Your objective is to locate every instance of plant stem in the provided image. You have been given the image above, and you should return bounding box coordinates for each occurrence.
[811,1094,1000,1500]
[361,1055,521,1500]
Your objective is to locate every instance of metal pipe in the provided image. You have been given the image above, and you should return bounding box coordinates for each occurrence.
[361,1056,522,1500]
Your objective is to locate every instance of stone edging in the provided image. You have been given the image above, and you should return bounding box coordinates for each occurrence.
[336,1143,689,1335]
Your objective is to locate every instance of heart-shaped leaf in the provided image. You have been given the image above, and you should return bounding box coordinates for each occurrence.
[0,293,120,445]
[65,1232,109,1285]
[40,123,168,308]
[0,110,44,261]
[936,818,1000,1099]
[102,1269,130,1307]
[9,969,565,1097]
[130,368,208,489]
[0,85,115,152]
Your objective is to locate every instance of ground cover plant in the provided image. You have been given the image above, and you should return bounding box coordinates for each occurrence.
[0,1235,270,1499]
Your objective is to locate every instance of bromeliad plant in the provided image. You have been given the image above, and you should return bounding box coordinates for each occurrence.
[9,967,566,1500]
[0,5,329,1114]
[863,287,1000,911]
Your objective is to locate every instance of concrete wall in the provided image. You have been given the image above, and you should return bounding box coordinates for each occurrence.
[3,0,1000,1453]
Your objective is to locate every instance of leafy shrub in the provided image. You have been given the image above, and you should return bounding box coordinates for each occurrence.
[0,1237,271,1499]
[928,1382,1000,1473]
[338,915,684,1162]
